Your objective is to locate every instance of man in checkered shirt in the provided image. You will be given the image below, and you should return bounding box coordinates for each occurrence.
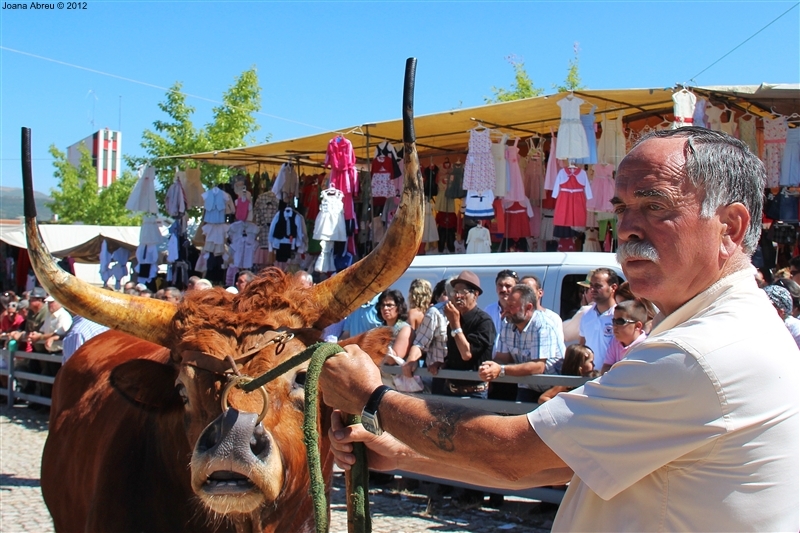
[402,278,452,395]
[479,283,564,403]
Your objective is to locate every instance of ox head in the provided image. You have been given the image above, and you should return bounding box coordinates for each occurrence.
[20,59,424,528]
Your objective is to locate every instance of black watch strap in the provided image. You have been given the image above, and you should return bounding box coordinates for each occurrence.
[363,385,392,416]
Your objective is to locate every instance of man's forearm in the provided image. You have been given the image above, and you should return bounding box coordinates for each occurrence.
[378,391,566,483]
[507,360,546,376]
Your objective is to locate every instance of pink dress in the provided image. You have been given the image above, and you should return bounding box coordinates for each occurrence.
[524,140,545,202]
[325,136,359,220]
[585,163,615,215]
[553,168,593,228]
[464,128,496,191]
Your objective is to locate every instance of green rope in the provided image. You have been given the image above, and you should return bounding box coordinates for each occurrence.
[235,341,371,533]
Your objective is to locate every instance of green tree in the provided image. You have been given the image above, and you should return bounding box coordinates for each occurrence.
[553,42,586,93]
[47,144,141,225]
[486,55,544,103]
[128,67,264,211]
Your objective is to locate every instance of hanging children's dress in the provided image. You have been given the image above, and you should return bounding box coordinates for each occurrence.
[555,96,589,160]
[692,98,708,128]
[524,138,545,203]
[463,128,496,192]
[126,165,159,214]
[464,189,495,219]
[466,225,492,254]
[583,227,602,252]
[371,155,396,198]
[552,167,593,228]
[597,112,626,169]
[313,189,347,242]
[183,168,205,209]
[325,135,359,222]
[780,127,800,187]
[491,134,509,197]
[764,116,788,188]
[576,105,598,165]
[739,115,758,154]
[585,163,615,216]
[672,89,697,128]
[705,106,724,132]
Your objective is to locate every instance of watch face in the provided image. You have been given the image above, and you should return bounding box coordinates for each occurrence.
[361,412,383,436]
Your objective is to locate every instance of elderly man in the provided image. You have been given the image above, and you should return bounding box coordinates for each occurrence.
[320,128,799,531]
[479,284,564,403]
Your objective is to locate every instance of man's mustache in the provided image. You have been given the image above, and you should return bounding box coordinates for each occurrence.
[617,240,660,263]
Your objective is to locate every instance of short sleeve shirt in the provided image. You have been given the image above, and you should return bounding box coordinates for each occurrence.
[528,269,799,532]
[579,302,615,366]
[497,311,564,391]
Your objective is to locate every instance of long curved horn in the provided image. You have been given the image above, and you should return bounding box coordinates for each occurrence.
[313,58,424,328]
[21,127,176,346]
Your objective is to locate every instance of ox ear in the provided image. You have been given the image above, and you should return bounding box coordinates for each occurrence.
[339,327,394,366]
[110,360,182,412]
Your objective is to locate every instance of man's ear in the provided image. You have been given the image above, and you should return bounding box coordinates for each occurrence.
[719,202,750,256]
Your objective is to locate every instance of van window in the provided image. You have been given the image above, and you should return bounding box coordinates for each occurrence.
[560,273,590,321]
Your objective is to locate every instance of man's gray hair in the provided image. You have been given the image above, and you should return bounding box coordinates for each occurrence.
[511,283,538,308]
[637,127,764,255]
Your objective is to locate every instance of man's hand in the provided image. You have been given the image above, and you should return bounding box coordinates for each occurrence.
[427,361,443,376]
[44,336,56,351]
[443,302,461,328]
[320,344,383,415]
[328,409,408,472]
[479,360,502,381]
[27,331,42,343]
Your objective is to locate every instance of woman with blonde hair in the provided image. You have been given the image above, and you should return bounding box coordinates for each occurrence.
[407,278,433,331]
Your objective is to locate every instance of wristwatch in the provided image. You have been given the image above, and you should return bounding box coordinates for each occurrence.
[499,365,506,378]
[361,385,392,436]
[450,327,463,337]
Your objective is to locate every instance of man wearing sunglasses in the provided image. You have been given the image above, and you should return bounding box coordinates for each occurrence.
[321,129,799,531]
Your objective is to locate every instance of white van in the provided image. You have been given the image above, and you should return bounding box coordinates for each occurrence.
[389,252,623,320]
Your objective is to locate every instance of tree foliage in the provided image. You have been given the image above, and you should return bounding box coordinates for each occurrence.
[486,55,544,103]
[47,144,141,225]
[127,67,264,211]
[553,42,586,93]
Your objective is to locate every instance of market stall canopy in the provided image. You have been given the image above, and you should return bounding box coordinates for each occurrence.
[179,84,800,172]
[49,234,137,264]
[0,223,140,256]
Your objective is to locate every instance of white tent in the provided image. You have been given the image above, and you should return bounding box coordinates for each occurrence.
[0,223,141,286]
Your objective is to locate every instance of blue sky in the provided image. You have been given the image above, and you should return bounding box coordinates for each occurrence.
[1,1,798,195]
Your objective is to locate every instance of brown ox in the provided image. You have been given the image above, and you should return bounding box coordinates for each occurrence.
[25,59,425,533]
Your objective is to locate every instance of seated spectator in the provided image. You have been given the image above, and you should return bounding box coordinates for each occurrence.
[376,289,412,363]
[406,279,432,331]
[62,316,109,364]
[479,283,563,403]
[538,344,597,404]
[340,294,382,339]
[1,300,25,335]
[403,278,452,394]
[236,270,257,292]
[194,279,213,291]
[763,284,800,349]
[772,278,800,318]
[163,286,182,303]
[601,299,649,374]
[31,297,73,353]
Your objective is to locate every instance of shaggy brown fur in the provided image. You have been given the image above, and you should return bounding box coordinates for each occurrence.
[171,268,325,360]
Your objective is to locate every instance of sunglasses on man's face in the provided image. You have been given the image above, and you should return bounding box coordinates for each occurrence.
[612,318,637,327]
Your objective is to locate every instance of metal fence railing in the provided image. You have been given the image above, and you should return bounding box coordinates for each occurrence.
[0,348,61,407]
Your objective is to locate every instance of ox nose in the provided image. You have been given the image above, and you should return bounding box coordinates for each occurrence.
[197,408,271,459]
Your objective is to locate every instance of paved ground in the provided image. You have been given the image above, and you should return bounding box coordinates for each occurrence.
[1,403,555,532]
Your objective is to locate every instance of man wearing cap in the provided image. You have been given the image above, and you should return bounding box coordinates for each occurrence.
[29,296,72,353]
[9,287,48,352]
[442,271,495,399]
[764,284,800,349]
[1,300,24,335]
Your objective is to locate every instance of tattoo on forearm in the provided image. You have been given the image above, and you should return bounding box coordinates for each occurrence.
[421,403,470,452]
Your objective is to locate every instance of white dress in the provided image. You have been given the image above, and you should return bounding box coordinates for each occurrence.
[672,90,697,128]
[126,165,158,214]
[466,225,492,254]
[556,96,589,160]
[313,190,347,242]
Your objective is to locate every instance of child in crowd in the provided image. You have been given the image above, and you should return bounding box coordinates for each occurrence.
[600,298,648,374]
[538,344,597,404]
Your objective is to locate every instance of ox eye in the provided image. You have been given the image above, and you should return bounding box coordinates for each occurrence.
[294,371,307,387]
[176,384,189,406]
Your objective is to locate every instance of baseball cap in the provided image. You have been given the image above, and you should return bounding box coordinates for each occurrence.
[7,301,18,310]
[44,296,56,303]
[29,287,48,299]
[18,300,29,310]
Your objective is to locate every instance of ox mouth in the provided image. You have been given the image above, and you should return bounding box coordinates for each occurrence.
[203,471,256,494]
